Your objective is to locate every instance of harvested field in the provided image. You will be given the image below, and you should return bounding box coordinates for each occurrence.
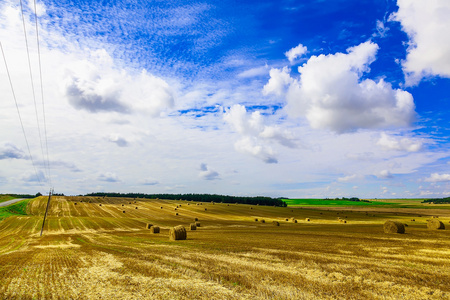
[0,196,449,299]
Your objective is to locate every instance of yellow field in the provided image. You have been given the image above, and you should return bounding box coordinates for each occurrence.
[0,196,449,299]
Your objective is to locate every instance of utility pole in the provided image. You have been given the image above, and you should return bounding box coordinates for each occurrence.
[40,188,53,237]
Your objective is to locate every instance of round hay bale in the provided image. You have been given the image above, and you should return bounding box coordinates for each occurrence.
[255,218,258,222]
[343,220,347,224]
[383,220,405,234]
[190,223,197,230]
[260,219,265,223]
[427,219,445,230]
[122,204,124,206]
[194,218,198,221]
[146,223,153,229]
[160,206,163,209]
[250,207,253,210]
[74,203,77,205]
[204,208,207,211]
[174,208,177,211]
[411,219,415,221]
[272,221,280,226]
[135,207,138,209]
[129,202,131,204]
[404,223,408,227]
[175,212,179,216]
[285,218,289,221]
[170,226,187,240]
[195,221,200,227]
[227,204,229,206]
[293,219,297,223]
[150,226,160,234]
[99,204,102,206]
[305,218,310,222]
[123,211,126,213]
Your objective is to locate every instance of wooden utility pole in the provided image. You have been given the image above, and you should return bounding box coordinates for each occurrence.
[40,188,53,237]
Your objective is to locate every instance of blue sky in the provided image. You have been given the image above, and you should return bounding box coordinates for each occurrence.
[0,0,449,198]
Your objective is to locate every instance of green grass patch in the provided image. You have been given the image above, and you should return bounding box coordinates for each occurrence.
[0,195,15,204]
[0,199,31,221]
[284,198,395,207]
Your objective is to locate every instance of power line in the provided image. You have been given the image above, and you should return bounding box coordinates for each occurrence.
[0,42,44,187]
[33,0,52,187]
[19,0,49,185]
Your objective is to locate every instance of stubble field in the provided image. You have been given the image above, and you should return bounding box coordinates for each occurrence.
[0,196,449,299]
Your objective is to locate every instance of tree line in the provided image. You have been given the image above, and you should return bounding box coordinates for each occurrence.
[85,192,287,207]
[422,197,450,204]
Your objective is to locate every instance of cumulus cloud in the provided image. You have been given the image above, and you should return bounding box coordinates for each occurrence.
[63,50,174,116]
[377,133,422,152]
[198,163,219,180]
[98,172,120,182]
[377,170,394,179]
[425,173,450,182]
[285,43,307,63]
[0,144,26,160]
[264,41,416,133]
[391,0,450,85]
[262,67,293,97]
[108,134,129,147]
[224,104,296,163]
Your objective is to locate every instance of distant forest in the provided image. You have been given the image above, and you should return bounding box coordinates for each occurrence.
[85,192,287,207]
[422,197,450,204]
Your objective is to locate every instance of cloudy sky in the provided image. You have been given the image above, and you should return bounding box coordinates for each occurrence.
[0,0,449,198]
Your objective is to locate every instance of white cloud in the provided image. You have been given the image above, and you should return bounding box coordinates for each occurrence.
[108,134,129,147]
[199,163,219,180]
[425,173,450,182]
[377,170,394,179]
[234,137,278,164]
[98,172,120,182]
[391,0,450,84]
[373,20,389,38]
[262,67,293,97]
[237,65,269,78]
[377,133,422,152]
[265,41,416,133]
[26,0,47,17]
[285,43,307,63]
[224,104,296,163]
[63,50,174,116]
[0,143,26,160]
[338,174,358,182]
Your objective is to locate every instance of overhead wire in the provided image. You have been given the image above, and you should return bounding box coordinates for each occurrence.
[0,42,43,187]
[32,0,52,188]
[19,0,49,186]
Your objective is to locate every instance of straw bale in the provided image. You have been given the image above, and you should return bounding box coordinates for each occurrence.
[135,207,138,209]
[150,226,160,234]
[285,218,289,221]
[175,212,179,216]
[293,219,297,223]
[74,203,77,205]
[427,219,445,230]
[305,218,310,222]
[146,223,153,229]
[195,221,201,227]
[255,218,258,222]
[272,221,280,226]
[169,225,187,240]
[383,220,405,234]
[204,208,207,211]
[123,211,126,213]
[190,223,197,230]
[260,219,265,223]
[194,218,198,221]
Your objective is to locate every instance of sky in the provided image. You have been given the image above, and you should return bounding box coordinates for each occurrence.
[0,0,449,198]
